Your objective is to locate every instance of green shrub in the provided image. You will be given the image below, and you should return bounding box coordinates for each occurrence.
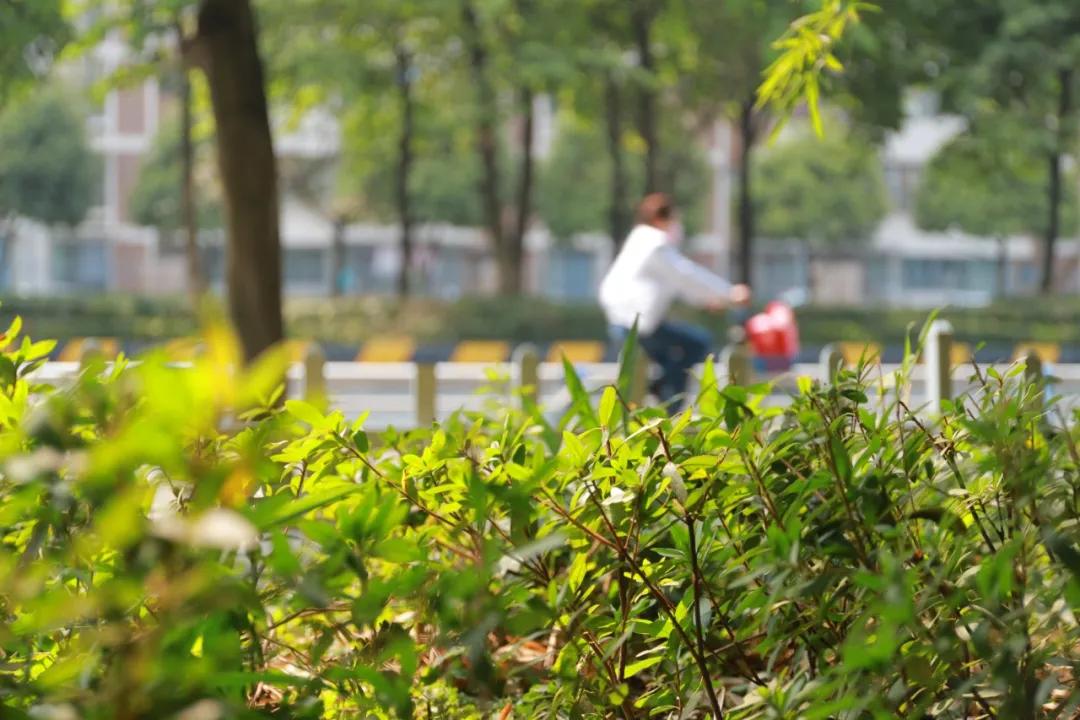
[2,316,1080,717]
[9,294,1080,351]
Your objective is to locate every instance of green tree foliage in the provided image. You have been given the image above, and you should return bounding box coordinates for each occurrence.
[535,116,611,240]
[264,0,476,295]
[753,127,887,244]
[0,0,68,106]
[537,112,710,241]
[916,130,1078,239]
[333,87,483,228]
[860,0,1080,292]
[130,117,222,234]
[670,0,832,284]
[0,86,97,226]
[756,0,875,133]
[673,0,796,125]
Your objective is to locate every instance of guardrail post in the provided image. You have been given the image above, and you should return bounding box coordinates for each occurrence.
[1023,350,1046,411]
[630,352,649,405]
[819,343,845,384]
[513,344,540,407]
[721,342,752,387]
[416,363,437,427]
[78,338,102,370]
[925,319,954,415]
[1023,350,1044,382]
[303,342,326,404]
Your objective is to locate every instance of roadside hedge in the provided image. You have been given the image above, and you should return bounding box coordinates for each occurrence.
[5,293,1080,348]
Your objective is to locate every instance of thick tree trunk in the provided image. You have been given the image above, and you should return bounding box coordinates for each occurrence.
[0,219,12,290]
[996,235,1008,299]
[177,63,204,308]
[1041,68,1072,295]
[631,3,659,193]
[196,0,283,362]
[507,86,534,294]
[395,43,415,298]
[1043,153,1063,295]
[462,1,517,294]
[604,74,629,250]
[735,98,756,286]
[329,216,345,297]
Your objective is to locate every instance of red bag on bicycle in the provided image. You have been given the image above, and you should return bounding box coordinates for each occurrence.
[746,301,800,364]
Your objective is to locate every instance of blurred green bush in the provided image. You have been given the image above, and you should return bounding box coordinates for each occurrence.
[6,294,1080,348]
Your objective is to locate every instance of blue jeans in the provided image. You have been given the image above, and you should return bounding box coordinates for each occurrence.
[610,321,712,411]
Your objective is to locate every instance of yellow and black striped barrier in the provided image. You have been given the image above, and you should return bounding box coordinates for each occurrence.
[836,341,882,367]
[58,338,121,362]
[547,340,606,364]
[355,337,417,363]
[1014,342,1060,364]
[55,337,1067,367]
[450,340,511,363]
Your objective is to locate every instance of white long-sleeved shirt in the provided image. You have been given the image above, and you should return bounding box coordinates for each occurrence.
[599,224,732,335]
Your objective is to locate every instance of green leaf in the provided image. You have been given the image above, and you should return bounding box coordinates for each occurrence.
[285,399,328,429]
[1043,528,1080,582]
[599,386,617,428]
[562,356,599,427]
[509,532,567,564]
[267,531,302,577]
[567,553,588,592]
[829,435,852,484]
[23,339,56,362]
[0,357,16,387]
[615,319,640,401]
[252,485,359,529]
[375,538,423,563]
[907,507,967,534]
[699,356,720,416]
[2,316,22,345]
[623,655,663,678]
[561,430,588,466]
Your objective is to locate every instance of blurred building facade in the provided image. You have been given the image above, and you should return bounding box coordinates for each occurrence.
[3,36,605,302]
[696,90,1080,306]
[5,60,1077,305]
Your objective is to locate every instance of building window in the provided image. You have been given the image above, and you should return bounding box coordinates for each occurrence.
[548,247,594,300]
[424,245,464,299]
[343,245,375,293]
[1015,262,1038,291]
[901,259,996,291]
[285,248,326,285]
[885,163,921,212]
[754,251,807,300]
[53,241,107,289]
[202,246,225,282]
[864,257,891,300]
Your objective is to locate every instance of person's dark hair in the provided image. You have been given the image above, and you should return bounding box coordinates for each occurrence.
[637,193,674,227]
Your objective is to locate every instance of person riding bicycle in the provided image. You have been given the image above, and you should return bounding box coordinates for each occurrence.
[600,193,751,410]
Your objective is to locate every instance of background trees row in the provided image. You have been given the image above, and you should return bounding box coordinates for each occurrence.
[3,0,1079,360]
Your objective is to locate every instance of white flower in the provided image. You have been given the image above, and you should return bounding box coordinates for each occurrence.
[663,462,688,504]
[602,486,635,506]
[154,508,259,552]
[5,448,63,484]
[29,705,80,720]
[176,700,225,720]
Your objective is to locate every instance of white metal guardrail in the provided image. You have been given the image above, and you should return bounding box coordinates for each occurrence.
[26,323,1078,430]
